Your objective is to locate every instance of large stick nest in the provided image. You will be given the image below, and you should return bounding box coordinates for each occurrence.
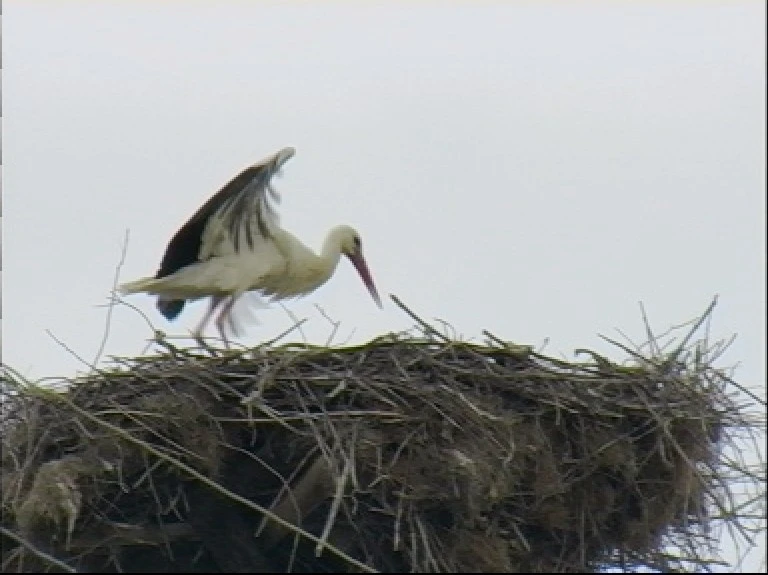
[1,302,765,573]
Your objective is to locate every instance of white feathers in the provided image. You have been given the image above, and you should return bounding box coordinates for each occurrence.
[119,147,380,346]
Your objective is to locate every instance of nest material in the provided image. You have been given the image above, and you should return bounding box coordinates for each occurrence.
[1,319,764,572]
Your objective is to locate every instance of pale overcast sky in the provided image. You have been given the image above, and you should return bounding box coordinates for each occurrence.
[3,1,765,571]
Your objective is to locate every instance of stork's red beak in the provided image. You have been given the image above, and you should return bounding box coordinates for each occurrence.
[349,254,382,308]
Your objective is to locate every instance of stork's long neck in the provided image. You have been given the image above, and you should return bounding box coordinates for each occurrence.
[317,227,346,283]
[272,226,349,298]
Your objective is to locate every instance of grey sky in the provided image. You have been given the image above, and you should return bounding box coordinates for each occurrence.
[3,1,765,570]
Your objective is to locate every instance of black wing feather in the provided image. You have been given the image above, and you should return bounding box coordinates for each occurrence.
[155,163,279,280]
[153,159,282,321]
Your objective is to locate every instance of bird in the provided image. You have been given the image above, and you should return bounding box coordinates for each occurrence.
[119,146,382,347]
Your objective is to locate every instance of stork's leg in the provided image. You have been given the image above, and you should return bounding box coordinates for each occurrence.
[225,302,243,339]
[214,295,241,349]
[193,296,224,346]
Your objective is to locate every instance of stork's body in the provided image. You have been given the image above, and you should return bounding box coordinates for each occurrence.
[120,147,381,345]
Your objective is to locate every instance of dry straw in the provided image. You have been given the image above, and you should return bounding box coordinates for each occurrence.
[1,296,765,572]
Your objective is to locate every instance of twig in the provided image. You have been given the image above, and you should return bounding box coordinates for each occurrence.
[108,295,161,354]
[93,229,131,370]
[45,329,96,374]
[316,447,352,557]
[721,373,767,408]
[0,526,77,573]
[314,304,341,347]
[260,318,309,348]
[665,296,719,367]
[482,329,508,348]
[278,303,308,345]
[598,334,652,366]
[389,294,450,343]
[639,300,661,358]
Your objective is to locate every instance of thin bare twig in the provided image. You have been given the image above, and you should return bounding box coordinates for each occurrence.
[314,304,341,347]
[389,294,449,342]
[93,228,131,370]
[278,303,308,345]
[0,526,77,573]
[45,329,96,374]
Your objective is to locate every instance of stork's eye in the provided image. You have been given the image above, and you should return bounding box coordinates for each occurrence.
[353,236,362,249]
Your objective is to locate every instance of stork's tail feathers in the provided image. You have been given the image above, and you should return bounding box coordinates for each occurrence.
[119,278,187,321]
[118,277,159,295]
[157,298,186,321]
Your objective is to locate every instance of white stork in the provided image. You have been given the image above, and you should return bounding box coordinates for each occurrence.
[119,147,382,346]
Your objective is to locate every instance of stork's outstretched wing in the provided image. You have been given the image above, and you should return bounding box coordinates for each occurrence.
[153,146,295,320]
[155,147,295,280]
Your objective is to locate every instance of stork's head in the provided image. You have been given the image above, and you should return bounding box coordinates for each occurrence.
[335,225,382,309]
